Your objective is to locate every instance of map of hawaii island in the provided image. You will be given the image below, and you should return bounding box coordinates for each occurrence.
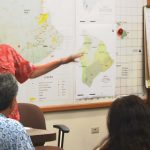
[80,35,114,87]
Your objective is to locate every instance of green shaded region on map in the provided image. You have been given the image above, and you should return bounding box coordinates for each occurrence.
[80,36,113,87]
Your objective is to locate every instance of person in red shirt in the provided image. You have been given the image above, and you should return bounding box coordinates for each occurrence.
[0,44,82,120]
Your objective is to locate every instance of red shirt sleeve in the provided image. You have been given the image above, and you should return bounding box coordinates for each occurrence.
[9,45,36,83]
[0,44,35,83]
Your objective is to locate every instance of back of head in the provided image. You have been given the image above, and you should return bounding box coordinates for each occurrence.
[0,73,18,111]
[105,95,150,150]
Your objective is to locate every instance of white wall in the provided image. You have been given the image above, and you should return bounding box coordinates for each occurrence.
[44,108,109,150]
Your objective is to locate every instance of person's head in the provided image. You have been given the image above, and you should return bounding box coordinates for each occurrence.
[104,95,150,150]
[0,73,18,112]
[107,95,150,136]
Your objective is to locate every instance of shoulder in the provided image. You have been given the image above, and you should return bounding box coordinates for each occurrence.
[0,44,14,49]
[0,117,35,150]
[0,44,17,54]
[0,117,25,133]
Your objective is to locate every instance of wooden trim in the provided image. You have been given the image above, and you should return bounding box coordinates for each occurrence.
[40,101,112,112]
[40,95,148,113]
[147,0,150,7]
[144,0,150,106]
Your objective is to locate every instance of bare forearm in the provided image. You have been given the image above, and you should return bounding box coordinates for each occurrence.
[29,53,83,79]
[29,59,62,78]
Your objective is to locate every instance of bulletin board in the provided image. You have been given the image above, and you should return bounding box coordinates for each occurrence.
[0,0,147,112]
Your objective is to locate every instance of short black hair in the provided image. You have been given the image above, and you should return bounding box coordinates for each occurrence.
[0,73,18,110]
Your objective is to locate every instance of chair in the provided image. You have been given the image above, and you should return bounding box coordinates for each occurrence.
[18,103,70,150]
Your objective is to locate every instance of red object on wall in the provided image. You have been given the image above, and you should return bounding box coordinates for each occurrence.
[117,28,123,36]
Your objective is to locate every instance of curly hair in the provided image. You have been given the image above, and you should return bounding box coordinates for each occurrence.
[99,95,150,150]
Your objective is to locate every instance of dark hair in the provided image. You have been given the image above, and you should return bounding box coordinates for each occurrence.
[0,73,18,110]
[100,95,150,150]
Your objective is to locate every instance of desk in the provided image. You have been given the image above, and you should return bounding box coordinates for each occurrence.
[26,128,56,146]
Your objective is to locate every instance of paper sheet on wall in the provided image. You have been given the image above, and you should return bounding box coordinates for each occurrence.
[0,0,146,106]
[144,7,150,88]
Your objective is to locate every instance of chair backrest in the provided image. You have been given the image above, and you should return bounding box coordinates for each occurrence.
[18,103,46,146]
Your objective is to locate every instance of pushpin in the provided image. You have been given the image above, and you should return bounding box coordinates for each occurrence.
[17,45,21,48]
[117,28,123,36]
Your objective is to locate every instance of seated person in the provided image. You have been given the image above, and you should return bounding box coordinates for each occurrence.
[0,73,34,150]
[93,95,150,150]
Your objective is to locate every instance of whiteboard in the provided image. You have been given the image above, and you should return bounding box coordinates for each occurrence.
[0,0,147,110]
